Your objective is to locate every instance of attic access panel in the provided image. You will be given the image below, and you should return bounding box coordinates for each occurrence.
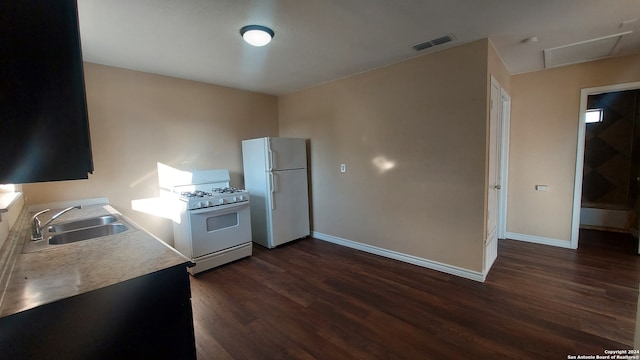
[543,31,632,68]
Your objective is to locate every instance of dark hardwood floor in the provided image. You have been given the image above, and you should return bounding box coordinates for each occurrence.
[189,230,640,359]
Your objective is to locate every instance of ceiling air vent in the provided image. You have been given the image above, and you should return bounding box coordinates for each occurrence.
[412,34,456,51]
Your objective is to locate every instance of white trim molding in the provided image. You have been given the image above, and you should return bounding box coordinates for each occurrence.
[498,88,511,240]
[505,232,571,249]
[312,231,486,282]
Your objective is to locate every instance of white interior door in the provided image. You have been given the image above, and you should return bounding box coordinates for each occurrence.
[486,76,501,273]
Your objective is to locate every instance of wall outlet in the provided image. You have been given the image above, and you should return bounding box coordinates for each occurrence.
[340,164,346,173]
[535,185,550,192]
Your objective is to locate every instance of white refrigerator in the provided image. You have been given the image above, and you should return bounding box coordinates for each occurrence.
[241,137,310,248]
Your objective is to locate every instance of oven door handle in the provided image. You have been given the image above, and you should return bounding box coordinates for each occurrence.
[188,201,249,215]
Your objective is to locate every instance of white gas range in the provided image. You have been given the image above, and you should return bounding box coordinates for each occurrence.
[161,167,252,275]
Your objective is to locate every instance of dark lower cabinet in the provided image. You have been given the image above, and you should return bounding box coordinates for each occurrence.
[0,265,196,360]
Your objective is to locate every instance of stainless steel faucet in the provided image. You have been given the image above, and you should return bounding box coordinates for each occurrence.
[31,205,82,241]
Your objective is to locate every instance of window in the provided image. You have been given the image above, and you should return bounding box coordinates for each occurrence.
[585,108,603,123]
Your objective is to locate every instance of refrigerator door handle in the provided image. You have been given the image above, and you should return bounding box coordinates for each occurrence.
[267,138,274,171]
[270,172,276,210]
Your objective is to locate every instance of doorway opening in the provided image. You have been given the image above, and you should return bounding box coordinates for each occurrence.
[572,81,640,250]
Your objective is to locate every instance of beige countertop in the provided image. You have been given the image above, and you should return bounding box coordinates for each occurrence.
[0,203,191,317]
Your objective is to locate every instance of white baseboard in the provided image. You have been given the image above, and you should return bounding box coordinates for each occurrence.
[311,231,486,282]
[504,232,572,249]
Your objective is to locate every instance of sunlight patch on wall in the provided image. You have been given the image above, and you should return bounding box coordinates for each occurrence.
[372,156,396,174]
[157,162,194,190]
[130,162,190,223]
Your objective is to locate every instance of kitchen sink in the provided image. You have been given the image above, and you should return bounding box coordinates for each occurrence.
[49,224,129,245]
[23,214,135,253]
[47,215,118,233]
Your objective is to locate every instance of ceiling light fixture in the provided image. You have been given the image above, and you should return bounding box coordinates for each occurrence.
[240,25,274,47]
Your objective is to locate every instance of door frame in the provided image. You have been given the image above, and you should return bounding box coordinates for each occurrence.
[498,87,511,240]
[571,80,640,249]
[485,75,511,274]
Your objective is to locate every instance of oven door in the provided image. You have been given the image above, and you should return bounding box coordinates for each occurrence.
[188,201,251,258]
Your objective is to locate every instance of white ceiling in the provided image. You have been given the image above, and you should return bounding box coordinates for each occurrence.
[77,0,640,95]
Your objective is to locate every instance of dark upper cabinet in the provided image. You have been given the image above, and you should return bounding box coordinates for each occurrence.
[0,0,93,184]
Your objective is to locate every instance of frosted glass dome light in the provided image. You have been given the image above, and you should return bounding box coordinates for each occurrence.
[240,25,274,47]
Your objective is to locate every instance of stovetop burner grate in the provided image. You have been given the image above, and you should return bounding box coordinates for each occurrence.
[212,187,244,194]
[180,190,211,198]
[179,187,245,198]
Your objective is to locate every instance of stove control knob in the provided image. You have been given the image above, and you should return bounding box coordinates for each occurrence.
[217,198,224,205]
[196,202,203,208]
[231,196,237,202]
[237,195,244,201]
[204,201,211,207]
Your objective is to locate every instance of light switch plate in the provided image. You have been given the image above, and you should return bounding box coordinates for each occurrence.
[535,185,550,192]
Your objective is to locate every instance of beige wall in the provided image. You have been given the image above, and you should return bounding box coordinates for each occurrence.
[23,63,278,244]
[508,53,640,242]
[279,39,491,272]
